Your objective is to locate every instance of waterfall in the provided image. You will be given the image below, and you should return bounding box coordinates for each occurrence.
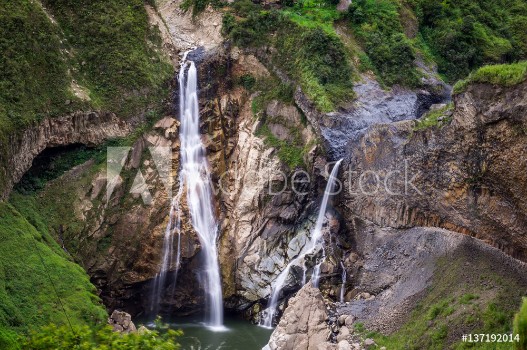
[339,261,347,303]
[260,159,342,328]
[149,197,177,316]
[149,53,224,329]
[179,59,224,330]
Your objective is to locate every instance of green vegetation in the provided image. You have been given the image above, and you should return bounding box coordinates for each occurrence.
[346,0,420,86]
[514,298,527,350]
[366,250,526,349]
[41,0,173,116]
[414,103,452,130]
[180,0,223,17]
[0,202,107,348]
[251,77,295,118]
[454,61,527,93]
[412,0,527,82]
[223,0,354,112]
[0,0,74,153]
[14,145,105,194]
[23,323,181,350]
[256,123,309,169]
[0,0,172,195]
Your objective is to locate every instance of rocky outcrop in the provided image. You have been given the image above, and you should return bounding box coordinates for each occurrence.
[342,81,527,260]
[1,111,131,200]
[108,310,137,333]
[264,284,332,350]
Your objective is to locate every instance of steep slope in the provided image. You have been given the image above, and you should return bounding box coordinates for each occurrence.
[0,202,107,349]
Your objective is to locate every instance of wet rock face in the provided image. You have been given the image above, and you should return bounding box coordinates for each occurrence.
[317,76,448,160]
[0,111,131,200]
[341,81,527,260]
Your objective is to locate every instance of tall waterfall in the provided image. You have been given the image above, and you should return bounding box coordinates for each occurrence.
[179,60,224,329]
[150,55,224,329]
[261,159,342,328]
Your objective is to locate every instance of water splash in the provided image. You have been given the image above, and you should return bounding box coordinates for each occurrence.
[260,159,342,328]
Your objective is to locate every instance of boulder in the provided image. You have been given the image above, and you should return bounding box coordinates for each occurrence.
[338,340,352,350]
[264,284,329,350]
[336,326,350,342]
[108,310,137,334]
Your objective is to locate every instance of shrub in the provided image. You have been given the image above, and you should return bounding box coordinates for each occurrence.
[413,0,527,82]
[237,74,256,90]
[223,0,354,112]
[347,0,419,86]
[23,324,182,350]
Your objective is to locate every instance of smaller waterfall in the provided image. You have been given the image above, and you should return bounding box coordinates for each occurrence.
[260,159,342,328]
[339,261,347,303]
[149,199,180,316]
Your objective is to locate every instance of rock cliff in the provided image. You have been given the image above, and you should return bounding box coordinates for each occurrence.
[341,81,527,260]
[1,111,131,200]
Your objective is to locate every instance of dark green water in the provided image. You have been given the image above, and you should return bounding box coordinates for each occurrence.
[161,316,273,350]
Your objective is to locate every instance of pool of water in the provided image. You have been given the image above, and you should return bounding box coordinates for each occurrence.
[151,316,273,350]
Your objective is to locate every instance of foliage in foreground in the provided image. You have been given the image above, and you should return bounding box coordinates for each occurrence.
[23,324,182,350]
[454,61,527,93]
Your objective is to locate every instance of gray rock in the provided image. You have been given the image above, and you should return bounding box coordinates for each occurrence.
[338,340,352,350]
[264,284,329,350]
[108,310,137,334]
[364,338,376,348]
[336,326,350,342]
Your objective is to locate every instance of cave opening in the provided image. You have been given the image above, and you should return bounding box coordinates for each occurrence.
[14,143,103,194]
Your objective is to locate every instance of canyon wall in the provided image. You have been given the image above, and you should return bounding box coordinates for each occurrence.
[341,81,527,260]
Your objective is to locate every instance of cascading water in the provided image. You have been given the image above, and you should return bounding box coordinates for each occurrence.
[339,261,347,303]
[261,159,343,328]
[179,58,224,330]
[148,54,189,317]
[149,197,177,316]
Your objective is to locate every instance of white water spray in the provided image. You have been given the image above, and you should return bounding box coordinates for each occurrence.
[179,59,224,330]
[261,159,342,328]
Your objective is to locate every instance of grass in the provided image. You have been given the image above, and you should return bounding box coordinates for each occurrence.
[41,0,173,116]
[514,298,527,350]
[256,123,307,170]
[414,103,452,130]
[0,203,107,342]
[454,61,527,94]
